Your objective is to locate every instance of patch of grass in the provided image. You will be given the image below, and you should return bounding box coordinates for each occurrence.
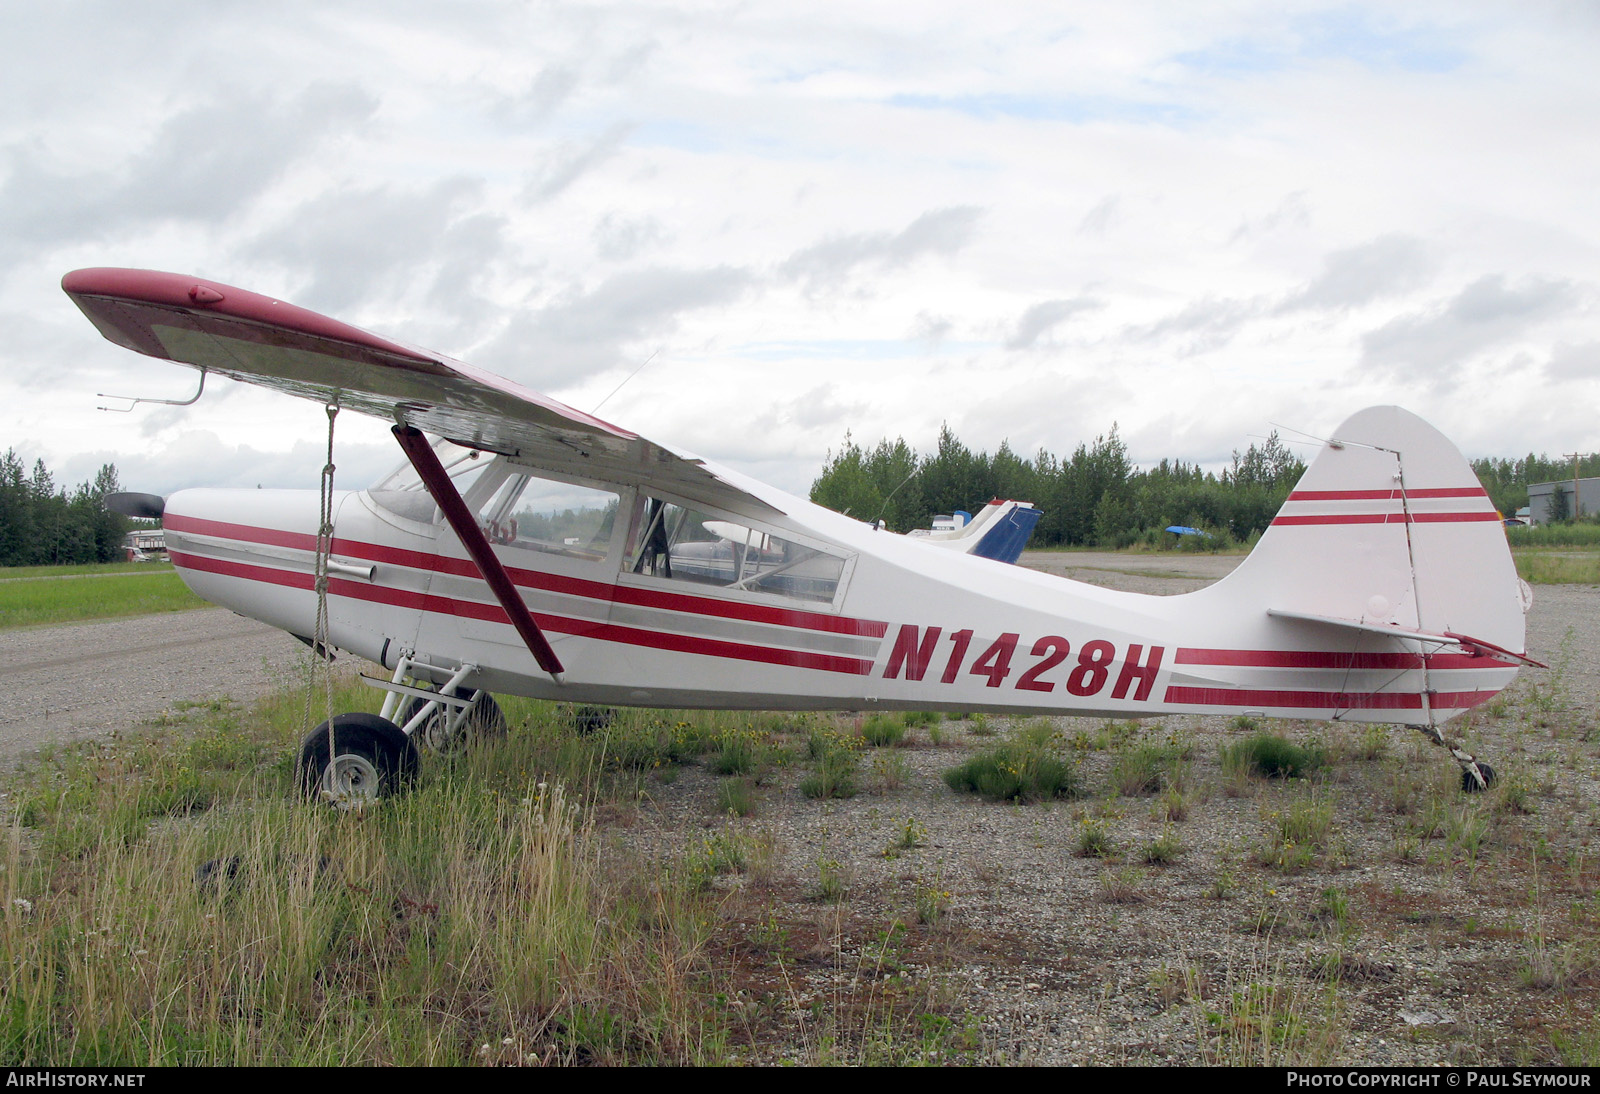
[4,735,728,1065]
[860,714,907,748]
[1259,793,1334,872]
[801,730,861,799]
[1515,552,1600,584]
[1077,816,1115,858]
[914,879,951,926]
[871,749,912,791]
[1520,937,1600,991]
[0,569,207,629]
[814,857,848,902]
[1314,887,1353,932]
[1507,523,1600,548]
[1099,865,1146,903]
[1110,734,1193,796]
[1141,827,1183,865]
[883,815,927,858]
[1193,956,1345,1065]
[709,727,766,776]
[942,722,1079,803]
[1353,723,1390,761]
[715,777,756,817]
[684,829,753,891]
[0,560,177,580]
[1155,787,1189,822]
[1223,732,1327,781]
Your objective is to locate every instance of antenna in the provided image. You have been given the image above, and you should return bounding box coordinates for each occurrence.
[592,350,660,415]
[98,368,207,413]
[872,464,921,530]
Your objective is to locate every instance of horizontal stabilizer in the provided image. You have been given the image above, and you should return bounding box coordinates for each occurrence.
[1267,609,1546,668]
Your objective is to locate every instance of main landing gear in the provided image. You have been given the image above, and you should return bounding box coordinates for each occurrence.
[299,712,418,806]
[297,650,504,807]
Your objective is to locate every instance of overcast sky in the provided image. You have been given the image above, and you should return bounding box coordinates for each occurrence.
[4,1,1597,500]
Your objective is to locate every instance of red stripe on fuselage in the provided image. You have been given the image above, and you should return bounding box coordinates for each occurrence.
[163,512,887,638]
[1175,648,1491,670]
[169,550,876,676]
[1163,685,1498,710]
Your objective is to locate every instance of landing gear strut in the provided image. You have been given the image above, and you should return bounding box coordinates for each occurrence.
[366,649,505,754]
[1407,721,1498,793]
[399,688,507,753]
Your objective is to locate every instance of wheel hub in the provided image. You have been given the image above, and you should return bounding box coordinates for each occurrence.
[320,752,382,806]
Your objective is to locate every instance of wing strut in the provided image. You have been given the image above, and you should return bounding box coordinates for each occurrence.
[392,425,566,683]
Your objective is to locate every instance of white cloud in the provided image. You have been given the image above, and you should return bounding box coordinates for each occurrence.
[6,0,1600,507]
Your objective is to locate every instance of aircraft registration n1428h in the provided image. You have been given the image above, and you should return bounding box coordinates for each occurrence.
[62,268,1539,805]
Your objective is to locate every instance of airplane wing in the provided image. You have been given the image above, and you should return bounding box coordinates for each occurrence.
[62,268,782,519]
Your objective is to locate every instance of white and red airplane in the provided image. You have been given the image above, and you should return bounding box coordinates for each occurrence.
[63,268,1538,803]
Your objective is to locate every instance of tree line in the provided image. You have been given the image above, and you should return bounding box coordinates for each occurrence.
[810,427,1600,549]
[0,450,128,567]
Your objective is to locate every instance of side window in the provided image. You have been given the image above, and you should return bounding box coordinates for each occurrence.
[476,472,618,562]
[627,497,845,603]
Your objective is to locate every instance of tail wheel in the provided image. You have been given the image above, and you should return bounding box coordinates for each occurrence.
[400,689,507,754]
[298,713,418,806]
[1461,762,1498,793]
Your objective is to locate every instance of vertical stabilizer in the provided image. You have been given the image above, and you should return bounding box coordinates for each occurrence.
[1252,408,1520,650]
[1212,408,1524,652]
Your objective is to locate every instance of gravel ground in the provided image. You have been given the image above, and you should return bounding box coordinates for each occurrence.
[0,608,305,764]
[5,558,1597,1064]
[618,558,1600,1065]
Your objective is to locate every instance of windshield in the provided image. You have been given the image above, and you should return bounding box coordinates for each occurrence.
[366,436,493,523]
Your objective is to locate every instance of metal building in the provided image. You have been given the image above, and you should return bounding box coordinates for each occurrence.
[1526,477,1600,524]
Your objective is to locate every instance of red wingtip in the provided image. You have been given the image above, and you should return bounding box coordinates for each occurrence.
[62,267,435,365]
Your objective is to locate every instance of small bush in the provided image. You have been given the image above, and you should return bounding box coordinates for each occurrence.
[1141,827,1183,865]
[861,714,907,747]
[1077,817,1115,858]
[710,728,765,776]
[1223,732,1326,780]
[943,725,1079,803]
[715,777,756,817]
[801,750,860,799]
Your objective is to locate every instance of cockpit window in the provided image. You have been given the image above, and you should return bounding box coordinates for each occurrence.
[626,496,846,603]
[366,437,492,523]
[475,472,618,562]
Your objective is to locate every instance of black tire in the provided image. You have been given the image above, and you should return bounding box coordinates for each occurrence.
[399,689,507,754]
[298,712,418,805]
[569,705,615,735]
[1461,762,1498,793]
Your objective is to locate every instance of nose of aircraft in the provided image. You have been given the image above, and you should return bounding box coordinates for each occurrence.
[160,487,343,643]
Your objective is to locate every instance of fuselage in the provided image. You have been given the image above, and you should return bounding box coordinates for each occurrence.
[161,450,1518,726]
